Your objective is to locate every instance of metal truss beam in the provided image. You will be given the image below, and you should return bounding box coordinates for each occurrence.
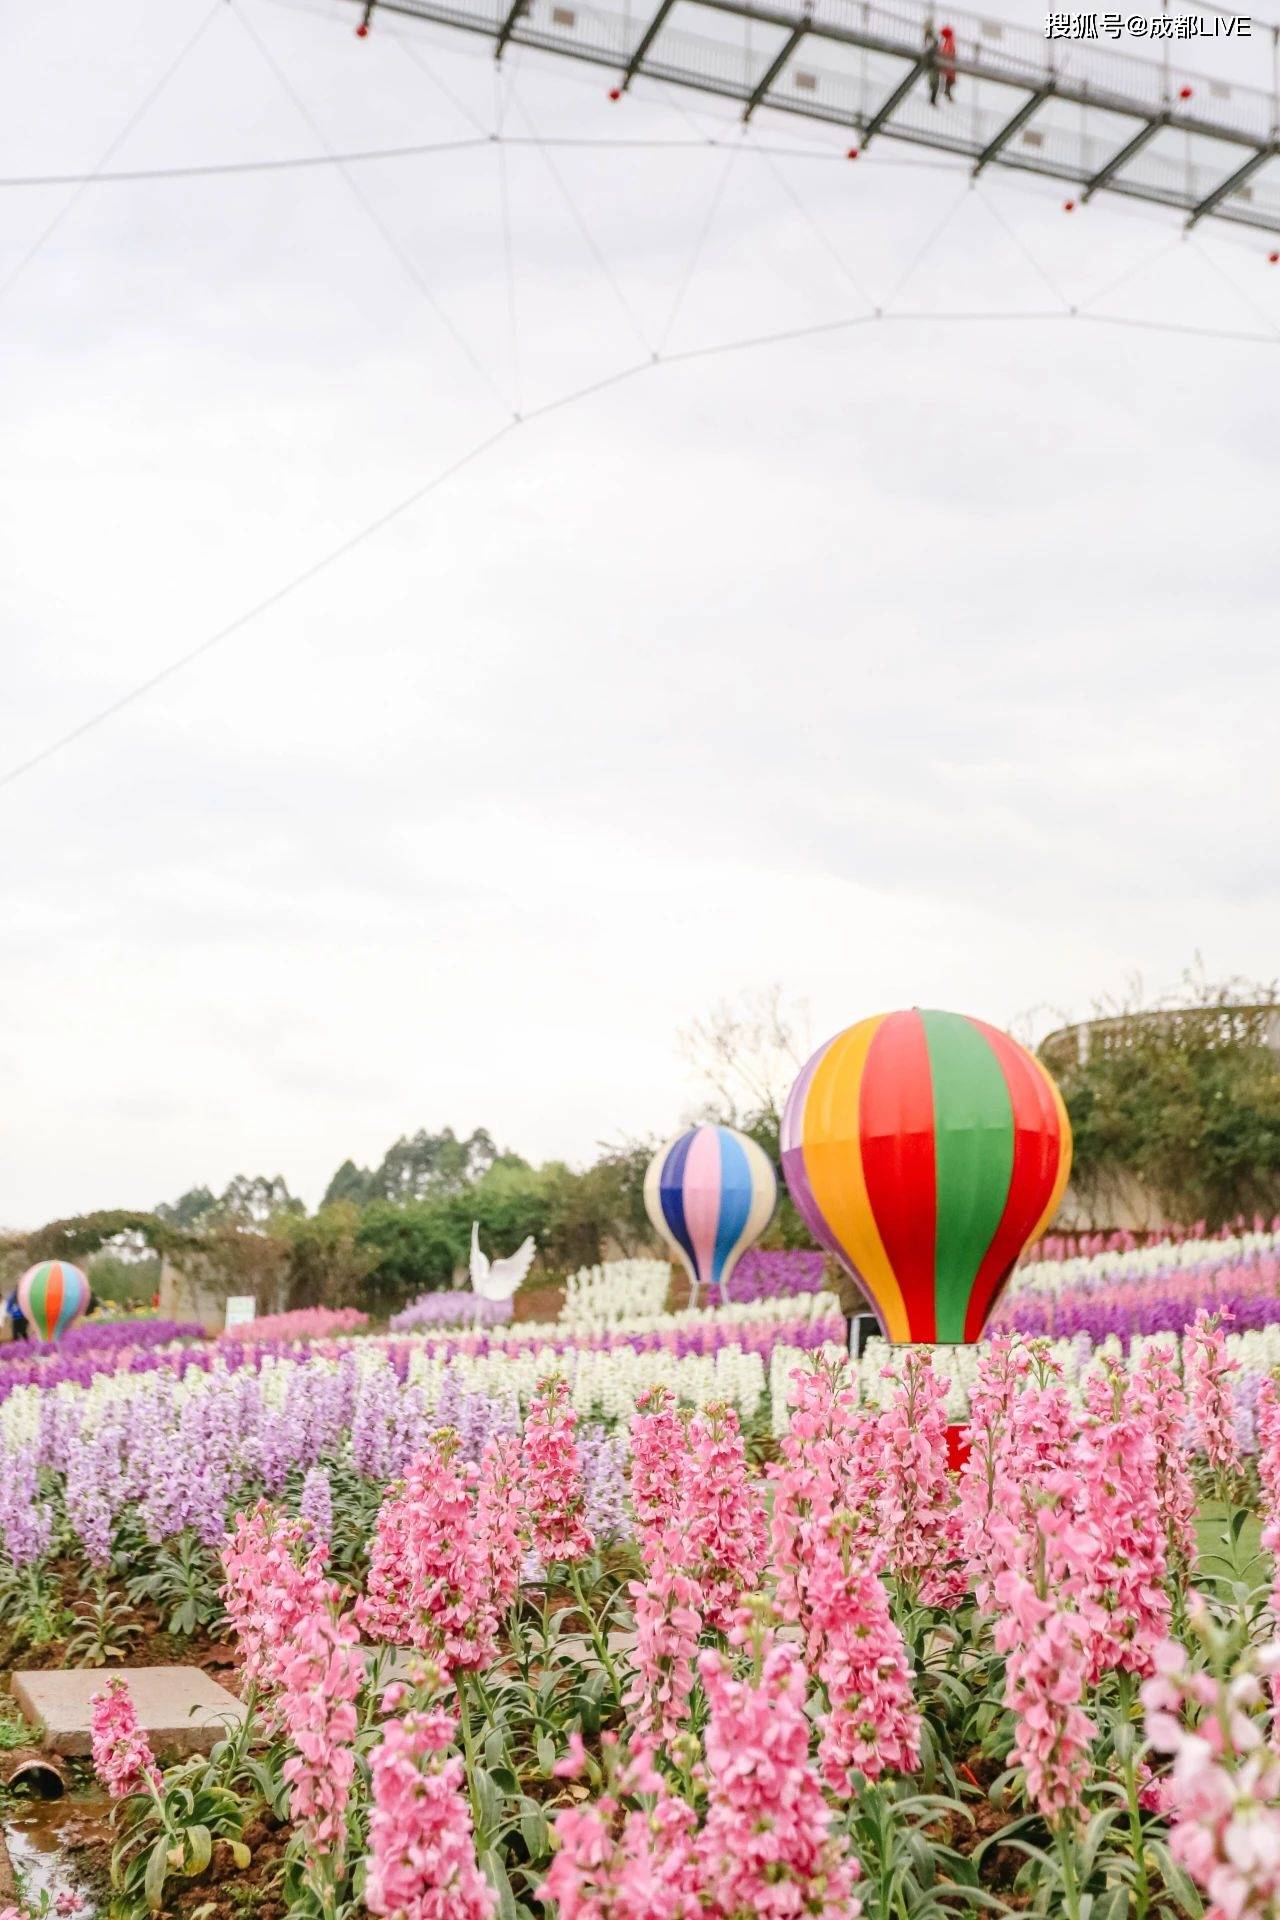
[495,0,529,59]
[972,82,1054,177]
[332,0,1280,233]
[862,53,928,146]
[621,0,678,90]
[1082,114,1167,201]
[1186,144,1277,228]
[690,0,1265,155]
[742,19,809,122]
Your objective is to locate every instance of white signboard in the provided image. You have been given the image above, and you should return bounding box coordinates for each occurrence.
[224,1296,256,1330]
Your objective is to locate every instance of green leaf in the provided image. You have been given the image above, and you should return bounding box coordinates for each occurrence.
[1144,1838,1204,1915]
[1078,1806,1121,1883]
[229,1841,251,1870]
[519,1796,551,1860]
[480,1847,520,1920]
[473,1765,503,1841]
[535,1734,555,1776]
[579,1671,605,1738]
[144,1838,171,1914]
[183,1824,212,1877]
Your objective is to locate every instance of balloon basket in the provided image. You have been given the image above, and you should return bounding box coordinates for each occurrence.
[944,1423,970,1472]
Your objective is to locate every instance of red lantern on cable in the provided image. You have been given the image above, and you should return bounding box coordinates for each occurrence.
[1179,84,1193,99]
[846,145,860,159]
[1063,199,1076,212]
[609,86,622,99]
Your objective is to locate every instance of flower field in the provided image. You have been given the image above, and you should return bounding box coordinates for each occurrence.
[992,1225,1280,1343]
[1,1244,1280,1919]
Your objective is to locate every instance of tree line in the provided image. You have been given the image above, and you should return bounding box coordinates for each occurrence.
[10,974,1280,1316]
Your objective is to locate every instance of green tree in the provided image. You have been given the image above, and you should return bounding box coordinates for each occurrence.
[540,1145,655,1269]
[369,1127,502,1202]
[216,1174,303,1223]
[270,1203,378,1312]
[155,1176,301,1230]
[1045,973,1280,1228]
[87,1252,162,1307]
[185,1221,290,1313]
[25,1210,192,1263]
[320,1159,374,1209]
[355,1202,462,1309]
[154,1187,218,1230]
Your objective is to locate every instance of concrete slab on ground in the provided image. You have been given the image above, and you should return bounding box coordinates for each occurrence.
[13,1667,245,1759]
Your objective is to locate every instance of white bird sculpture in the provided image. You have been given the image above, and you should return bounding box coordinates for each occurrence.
[469,1221,537,1302]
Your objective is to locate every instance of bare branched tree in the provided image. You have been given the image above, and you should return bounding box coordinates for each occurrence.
[678,985,811,1126]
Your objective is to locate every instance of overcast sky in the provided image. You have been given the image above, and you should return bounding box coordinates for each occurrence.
[2,0,1278,1225]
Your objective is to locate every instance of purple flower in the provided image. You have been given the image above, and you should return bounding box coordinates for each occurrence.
[65,1413,127,1570]
[299,1465,333,1546]
[390,1292,513,1332]
[579,1424,629,1545]
[0,1446,52,1567]
[710,1249,826,1305]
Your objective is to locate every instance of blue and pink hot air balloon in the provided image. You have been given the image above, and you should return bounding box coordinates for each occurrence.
[644,1124,777,1305]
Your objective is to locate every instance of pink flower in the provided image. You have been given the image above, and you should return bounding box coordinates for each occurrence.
[540,1776,699,1920]
[358,1432,498,1674]
[1184,1310,1242,1480]
[960,1345,1075,1608]
[878,1352,965,1608]
[221,1501,332,1721]
[770,1356,881,1638]
[1144,1633,1280,1920]
[629,1386,692,1566]
[992,1498,1096,1825]
[624,1525,704,1754]
[1129,1342,1198,1579]
[957,1335,1032,1573]
[366,1706,495,1920]
[683,1402,767,1632]
[695,1613,863,1918]
[1260,1375,1280,1517]
[805,1513,921,1788]
[1072,1366,1171,1680]
[276,1589,365,1855]
[90,1677,161,1800]
[553,1731,589,1779]
[523,1377,594,1567]
[474,1430,526,1617]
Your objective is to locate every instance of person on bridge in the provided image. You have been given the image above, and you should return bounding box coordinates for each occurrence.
[939,23,957,101]
[925,21,940,105]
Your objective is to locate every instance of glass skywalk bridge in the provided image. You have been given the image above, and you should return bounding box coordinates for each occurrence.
[341,0,1280,233]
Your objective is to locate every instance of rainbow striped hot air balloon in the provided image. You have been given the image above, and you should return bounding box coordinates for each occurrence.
[644,1124,777,1305]
[17,1260,91,1344]
[782,1009,1071,1344]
